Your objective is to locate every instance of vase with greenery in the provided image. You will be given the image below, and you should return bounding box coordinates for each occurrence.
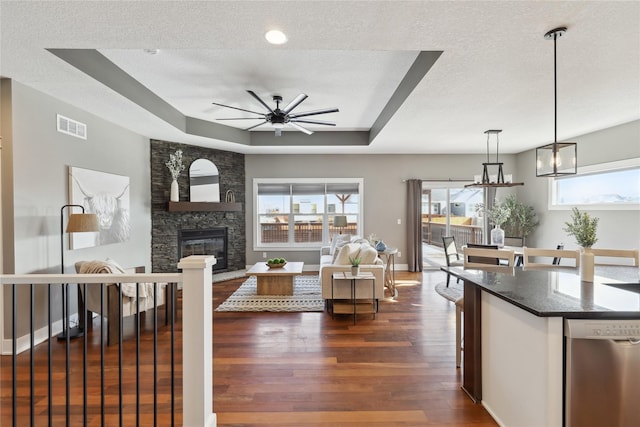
[487,202,510,247]
[349,256,362,276]
[563,207,599,248]
[165,149,185,202]
[563,207,599,282]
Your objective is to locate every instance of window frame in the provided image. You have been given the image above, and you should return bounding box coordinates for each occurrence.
[253,178,364,251]
[548,158,640,211]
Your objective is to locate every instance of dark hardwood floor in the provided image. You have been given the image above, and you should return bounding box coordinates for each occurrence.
[2,269,498,426]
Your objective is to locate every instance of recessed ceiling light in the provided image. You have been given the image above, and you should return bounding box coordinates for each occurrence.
[265,30,287,45]
[143,49,160,55]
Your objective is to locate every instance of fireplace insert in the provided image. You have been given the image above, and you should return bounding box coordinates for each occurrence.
[178,228,227,272]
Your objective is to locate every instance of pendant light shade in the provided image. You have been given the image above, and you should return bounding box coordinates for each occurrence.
[536,27,577,177]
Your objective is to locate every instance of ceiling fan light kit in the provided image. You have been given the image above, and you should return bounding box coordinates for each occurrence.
[536,26,577,177]
[213,90,339,136]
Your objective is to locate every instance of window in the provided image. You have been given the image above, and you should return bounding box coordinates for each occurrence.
[549,158,640,210]
[254,178,363,249]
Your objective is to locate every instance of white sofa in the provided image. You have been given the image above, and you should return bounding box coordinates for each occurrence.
[319,236,385,302]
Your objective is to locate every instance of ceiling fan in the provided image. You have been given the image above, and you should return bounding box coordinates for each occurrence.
[212,90,339,136]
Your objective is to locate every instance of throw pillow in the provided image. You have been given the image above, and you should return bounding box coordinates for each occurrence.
[330,233,351,256]
[358,244,379,265]
[334,243,360,265]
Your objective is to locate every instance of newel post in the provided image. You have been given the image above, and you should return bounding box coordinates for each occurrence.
[178,255,217,427]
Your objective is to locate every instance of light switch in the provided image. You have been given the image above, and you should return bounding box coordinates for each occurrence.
[397,218,402,225]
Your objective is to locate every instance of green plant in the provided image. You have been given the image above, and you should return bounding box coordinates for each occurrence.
[348,256,362,267]
[563,207,599,248]
[502,195,539,239]
[165,149,185,180]
[487,202,510,227]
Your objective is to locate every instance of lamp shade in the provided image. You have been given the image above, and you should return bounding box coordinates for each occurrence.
[334,215,348,228]
[536,142,577,177]
[66,213,100,233]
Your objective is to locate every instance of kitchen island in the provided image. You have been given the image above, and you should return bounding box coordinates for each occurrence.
[443,265,640,427]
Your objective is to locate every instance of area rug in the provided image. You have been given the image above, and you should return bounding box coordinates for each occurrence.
[215,275,324,312]
[434,280,463,303]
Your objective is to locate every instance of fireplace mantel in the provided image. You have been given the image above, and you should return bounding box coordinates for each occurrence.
[167,201,242,212]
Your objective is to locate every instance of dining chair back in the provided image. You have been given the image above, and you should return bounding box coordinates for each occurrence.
[552,243,564,265]
[466,243,500,265]
[523,247,580,268]
[463,246,515,269]
[590,248,639,266]
[443,236,462,266]
[442,236,463,286]
[504,236,524,247]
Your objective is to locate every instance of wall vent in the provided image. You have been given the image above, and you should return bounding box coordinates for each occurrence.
[57,114,87,140]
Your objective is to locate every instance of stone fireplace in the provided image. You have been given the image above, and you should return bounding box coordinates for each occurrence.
[150,140,245,273]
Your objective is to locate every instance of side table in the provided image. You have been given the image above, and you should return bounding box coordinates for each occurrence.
[378,247,398,299]
[330,272,377,324]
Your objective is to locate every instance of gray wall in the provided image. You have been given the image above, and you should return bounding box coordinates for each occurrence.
[514,120,640,250]
[245,152,519,267]
[2,80,151,338]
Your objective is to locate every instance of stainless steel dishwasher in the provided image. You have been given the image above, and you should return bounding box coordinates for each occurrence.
[565,319,640,427]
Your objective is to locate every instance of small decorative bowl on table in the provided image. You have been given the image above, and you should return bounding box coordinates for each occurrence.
[266,258,287,269]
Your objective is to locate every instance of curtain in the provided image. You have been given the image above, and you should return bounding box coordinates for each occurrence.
[406,179,423,272]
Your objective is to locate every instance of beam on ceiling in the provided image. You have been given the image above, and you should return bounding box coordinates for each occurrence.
[250,131,369,146]
[369,50,442,143]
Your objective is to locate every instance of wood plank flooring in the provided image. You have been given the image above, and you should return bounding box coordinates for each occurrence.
[212,270,497,426]
[2,270,498,426]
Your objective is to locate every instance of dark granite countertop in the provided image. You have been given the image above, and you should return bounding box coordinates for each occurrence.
[442,265,640,319]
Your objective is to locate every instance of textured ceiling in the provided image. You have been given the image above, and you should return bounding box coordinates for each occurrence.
[1,1,638,154]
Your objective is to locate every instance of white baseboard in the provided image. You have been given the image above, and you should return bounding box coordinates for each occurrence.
[1,314,78,356]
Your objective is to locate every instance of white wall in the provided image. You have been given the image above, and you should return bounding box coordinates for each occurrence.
[514,120,640,250]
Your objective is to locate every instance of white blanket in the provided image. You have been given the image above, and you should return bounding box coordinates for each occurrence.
[78,260,155,299]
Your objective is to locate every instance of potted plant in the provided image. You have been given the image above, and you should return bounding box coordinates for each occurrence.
[349,256,362,276]
[563,207,599,282]
[501,195,539,245]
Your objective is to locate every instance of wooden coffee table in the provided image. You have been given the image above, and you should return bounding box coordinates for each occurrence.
[245,262,304,295]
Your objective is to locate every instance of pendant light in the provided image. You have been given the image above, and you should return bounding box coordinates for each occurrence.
[466,130,524,188]
[536,27,577,177]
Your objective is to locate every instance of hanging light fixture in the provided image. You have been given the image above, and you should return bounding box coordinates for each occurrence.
[536,27,577,177]
[466,130,524,188]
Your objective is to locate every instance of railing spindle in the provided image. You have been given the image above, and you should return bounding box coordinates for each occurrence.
[153,282,158,427]
[30,283,35,427]
[100,283,105,427]
[136,282,140,427]
[118,284,123,427]
[48,284,53,427]
[83,283,88,426]
[12,283,17,427]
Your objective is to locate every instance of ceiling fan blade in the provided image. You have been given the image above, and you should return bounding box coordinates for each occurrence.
[282,93,308,114]
[244,121,268,131]
[247,90,275,113]
[211,102,265,116]
[288,107,339,119]
[216,117,266,121]
[288,122,314,135]
[290,119,336,126]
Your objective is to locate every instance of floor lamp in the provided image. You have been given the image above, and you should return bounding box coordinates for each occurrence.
[58,204,99,340]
